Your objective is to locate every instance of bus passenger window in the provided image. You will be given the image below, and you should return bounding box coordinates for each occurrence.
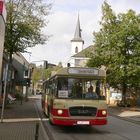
[61,85,68,90]
[72,82,82,98]
[57,78,69,98]
[58,79,68,90]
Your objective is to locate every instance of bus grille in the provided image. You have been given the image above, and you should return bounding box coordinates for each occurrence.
[69,106,97,116]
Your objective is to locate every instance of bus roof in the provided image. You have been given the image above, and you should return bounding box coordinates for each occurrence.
[50,67,106,79]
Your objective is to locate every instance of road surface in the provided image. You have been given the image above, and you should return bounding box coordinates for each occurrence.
[34,95,140,140]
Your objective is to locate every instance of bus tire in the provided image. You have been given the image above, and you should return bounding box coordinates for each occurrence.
[45,106,49,117]
[48,109,54,125]
[49,119,54,125]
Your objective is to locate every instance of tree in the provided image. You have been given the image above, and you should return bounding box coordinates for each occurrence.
[4,0,51,60]
[32,64,62,89]
[87,2,140,104]
[3,0,51,95]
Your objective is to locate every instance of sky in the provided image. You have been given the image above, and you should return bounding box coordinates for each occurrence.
[23,0,140,66]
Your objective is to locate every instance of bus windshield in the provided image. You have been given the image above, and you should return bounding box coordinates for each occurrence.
[57,78,105,100]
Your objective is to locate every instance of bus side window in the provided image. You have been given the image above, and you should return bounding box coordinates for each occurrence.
[48,88,52,95]
[48,83,53,95]
[95,80,100,96]
[49,80,57,97]
[54,82,58,97]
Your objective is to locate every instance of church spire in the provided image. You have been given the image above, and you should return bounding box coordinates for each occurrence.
[71,14,84,43]
[74,15,81,39]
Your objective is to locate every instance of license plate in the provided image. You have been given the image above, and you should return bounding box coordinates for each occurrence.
[77,121,90,125]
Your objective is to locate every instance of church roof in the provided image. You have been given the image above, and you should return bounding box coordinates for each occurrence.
[72,45,95,58]
[71,15,84,43]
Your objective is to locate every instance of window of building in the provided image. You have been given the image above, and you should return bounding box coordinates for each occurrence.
[75,46,78,53]
[75,59,80,67]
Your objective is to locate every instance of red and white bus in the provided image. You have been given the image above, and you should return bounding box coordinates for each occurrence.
[42,67,107,126]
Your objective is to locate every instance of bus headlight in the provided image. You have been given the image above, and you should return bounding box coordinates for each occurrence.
[57,109,63,115]
[102,110,107,115]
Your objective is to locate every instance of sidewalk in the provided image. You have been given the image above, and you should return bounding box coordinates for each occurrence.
[0,97,48,140]
[108,105,140,124]
[0,97,140,140]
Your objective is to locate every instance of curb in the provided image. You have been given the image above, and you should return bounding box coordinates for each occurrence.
[109,113,140,125]
[34,102,50,140]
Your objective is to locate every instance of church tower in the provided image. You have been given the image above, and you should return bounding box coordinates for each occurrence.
[71,15,84,57]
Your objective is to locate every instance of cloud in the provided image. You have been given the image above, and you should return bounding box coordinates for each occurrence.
[23,0,140,66]
[109,0,140,13]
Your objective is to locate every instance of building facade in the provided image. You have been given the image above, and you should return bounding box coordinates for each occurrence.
[70,15,84,67]
[0,0,6,96]
[12,53,31,97]
[71,45,94,67]
[69,15,95,68]
[0,52,31,102]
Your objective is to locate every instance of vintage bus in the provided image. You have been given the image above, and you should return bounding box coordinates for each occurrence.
[42,67,107,126]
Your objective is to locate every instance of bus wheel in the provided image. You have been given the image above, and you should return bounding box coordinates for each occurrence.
[44,109,49,118]
[49,116,54,125]
[49,119,54,125]
[48,110,54,125]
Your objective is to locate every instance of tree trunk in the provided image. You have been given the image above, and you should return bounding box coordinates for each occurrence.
[122,81,127,106]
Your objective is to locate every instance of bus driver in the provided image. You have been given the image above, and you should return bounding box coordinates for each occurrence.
[85,86,98,99]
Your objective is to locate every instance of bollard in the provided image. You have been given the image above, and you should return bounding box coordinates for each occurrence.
[35,123,39,140]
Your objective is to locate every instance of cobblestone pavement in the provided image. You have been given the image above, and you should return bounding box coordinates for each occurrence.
[0,98,47,140]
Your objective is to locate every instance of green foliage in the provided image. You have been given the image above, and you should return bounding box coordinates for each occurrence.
[32,65,62,85]
[87,2,140,99]
[32,67,42,84]
[4,0,51,55]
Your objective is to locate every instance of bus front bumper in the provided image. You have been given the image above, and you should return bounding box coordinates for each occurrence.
[51,118,107,126]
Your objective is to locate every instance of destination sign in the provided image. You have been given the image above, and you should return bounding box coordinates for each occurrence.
[58,90,68,98]
[68,68,99,75]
